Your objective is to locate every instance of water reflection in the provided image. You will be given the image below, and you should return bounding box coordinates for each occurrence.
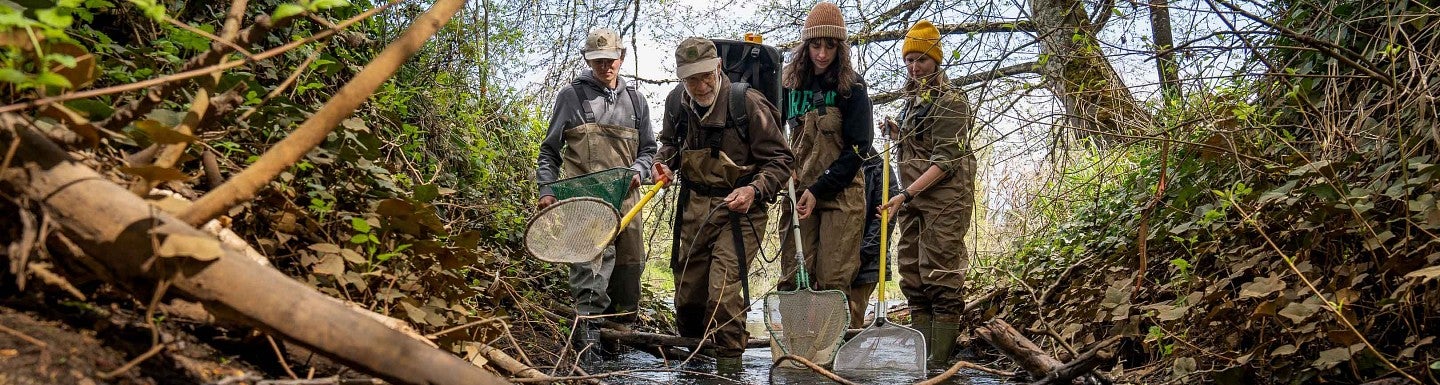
[593,348,1011,384]
[590,303,1013,385]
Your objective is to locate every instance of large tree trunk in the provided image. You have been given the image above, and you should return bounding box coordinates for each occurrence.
[1029,0,1152,144]
[0,119,509,385]
[1150,0,1181,101]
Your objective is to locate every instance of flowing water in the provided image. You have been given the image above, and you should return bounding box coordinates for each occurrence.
[590,303,1014,385]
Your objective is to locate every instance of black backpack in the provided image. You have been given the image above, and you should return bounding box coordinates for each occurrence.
[664,38,783,145]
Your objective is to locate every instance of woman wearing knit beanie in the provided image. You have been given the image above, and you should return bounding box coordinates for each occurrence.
[777,1,875,336]
[877,18,978,369]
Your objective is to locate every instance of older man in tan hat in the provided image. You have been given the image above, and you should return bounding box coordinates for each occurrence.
[536,27,655,363]
[653,37,792,371]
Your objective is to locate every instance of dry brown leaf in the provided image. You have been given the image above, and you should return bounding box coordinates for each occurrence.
[308,243,343,254]
[1403,265,1440,282]
[119,165,191,182]
[38,103,100,147]
[1278,299,1320,323]
[47,42,96,89]
[340,249,365,264]
[135,119,199,144]
[0,28,34,49]
[1312,344,1363,370]
[1271,344,1297,356]
[1239,274,1286,299]
[313,254,344,276]
[1157,304,1190,321]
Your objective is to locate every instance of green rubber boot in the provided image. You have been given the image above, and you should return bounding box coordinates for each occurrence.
[572,319,603,365]
[607,263,645,324]
[715,356,743,373]
[909,312,933,352]
[929,318,963,369]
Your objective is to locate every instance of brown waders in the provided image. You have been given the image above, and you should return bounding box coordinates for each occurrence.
[658,78,792,368]
[673,149,766,360]
[559,85,647,359]
[777,103,865,325]
[894,89,976,367]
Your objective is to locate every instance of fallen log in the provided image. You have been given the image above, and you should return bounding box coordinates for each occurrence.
[1030,337,1119,385]
[476,344,549,381]
[2,116,508,385]
[975,319,1063,377]
[976,319,1120,385]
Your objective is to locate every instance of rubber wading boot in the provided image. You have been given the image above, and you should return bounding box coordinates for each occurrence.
[715,356,744,373]
[929,318,962,368]
[573,320,604,365]
[910,312,934,354]
[607,263,645,324]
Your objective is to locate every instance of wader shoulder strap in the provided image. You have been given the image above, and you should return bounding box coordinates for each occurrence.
[665,85,689,148]
[899,97,934,141]
[728,83,750,135]
[669,185,690,271]
[730,212,750,306]
[626,84,642,129]
[811,90,828,117]
[572,82,596,125]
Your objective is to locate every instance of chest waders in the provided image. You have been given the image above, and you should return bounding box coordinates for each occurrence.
[560,81,645,362]
[667,83,760,306]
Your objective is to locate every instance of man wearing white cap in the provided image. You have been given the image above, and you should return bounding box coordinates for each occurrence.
[536,27,655,362]
[653,36,793,372]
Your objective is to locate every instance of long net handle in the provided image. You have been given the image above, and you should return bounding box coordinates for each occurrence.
[786,176,810,288]
[878,138,892,317]
[618,178,666,231]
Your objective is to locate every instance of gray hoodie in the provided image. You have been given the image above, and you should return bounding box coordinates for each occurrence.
[536,71,657,197]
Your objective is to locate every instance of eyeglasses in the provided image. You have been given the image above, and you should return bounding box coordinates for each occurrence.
[682,72,714,86]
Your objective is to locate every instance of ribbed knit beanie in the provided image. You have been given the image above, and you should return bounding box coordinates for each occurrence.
[902,20,943,63]
[801,2,846,41]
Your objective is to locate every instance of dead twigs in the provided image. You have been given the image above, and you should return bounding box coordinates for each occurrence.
[915,360,1018,385]
[770,354,860,385]
[0,321,47,349]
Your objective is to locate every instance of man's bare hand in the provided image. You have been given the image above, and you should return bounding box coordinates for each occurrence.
[725,186,756,213]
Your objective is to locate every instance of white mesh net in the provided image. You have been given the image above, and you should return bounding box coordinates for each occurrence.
[524,197,619,263]
[763,288,850,367]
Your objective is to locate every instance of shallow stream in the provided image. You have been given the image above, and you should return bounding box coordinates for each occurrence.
[589,303,1014,385]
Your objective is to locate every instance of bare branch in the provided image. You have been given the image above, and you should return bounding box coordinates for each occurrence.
[872,61,1041,104]
[861,0,928,33]
[1089,0,1116,31]
[0,0,400,116]
[1210,0,1395,88]
[781,21,1037,49]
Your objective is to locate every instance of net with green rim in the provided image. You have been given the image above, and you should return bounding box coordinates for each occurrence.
[545,168,638,211]
[764,287,851,367]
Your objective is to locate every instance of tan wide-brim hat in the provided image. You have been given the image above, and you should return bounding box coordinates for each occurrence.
[675,37,721,79]
[584,28,624,60]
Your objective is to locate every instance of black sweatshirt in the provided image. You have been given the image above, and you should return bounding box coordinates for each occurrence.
[783,80,874,201]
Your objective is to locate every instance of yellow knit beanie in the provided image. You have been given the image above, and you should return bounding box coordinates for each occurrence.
[902,20,943,64]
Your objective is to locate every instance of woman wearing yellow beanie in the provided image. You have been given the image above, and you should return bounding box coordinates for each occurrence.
[878,19,977,369]
[777,1,875,342]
